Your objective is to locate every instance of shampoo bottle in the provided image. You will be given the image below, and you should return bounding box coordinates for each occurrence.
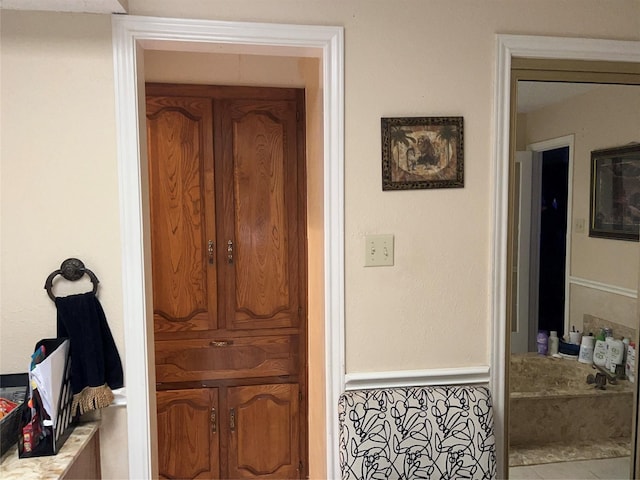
[549,331,559,356]
[626,342,636,382]
[593,338,608,367]
[605,337,614,370]
[578,335,595,364]
[609,338,625,374]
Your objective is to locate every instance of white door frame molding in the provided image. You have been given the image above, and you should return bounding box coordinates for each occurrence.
[492,34,640,476]
[111,15,345,479]
[527,135,575,338]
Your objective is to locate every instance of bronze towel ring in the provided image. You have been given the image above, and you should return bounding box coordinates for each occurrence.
[44,258,99,302]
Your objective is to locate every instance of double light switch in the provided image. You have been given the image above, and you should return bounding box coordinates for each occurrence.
[364,234,394,267]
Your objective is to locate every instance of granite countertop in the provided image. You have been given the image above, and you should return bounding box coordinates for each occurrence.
[0,421,99,479]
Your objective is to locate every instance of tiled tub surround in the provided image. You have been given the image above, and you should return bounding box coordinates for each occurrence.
[582,315,635,344]
[510,354,633,466]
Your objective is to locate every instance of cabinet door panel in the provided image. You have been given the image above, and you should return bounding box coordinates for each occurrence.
[218,100,301,330]
[156,388,219,479]
[147,96,217,333]
[155,334,299,383]
[227,384,300,479]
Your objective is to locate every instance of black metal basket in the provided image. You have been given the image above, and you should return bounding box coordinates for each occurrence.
[0,373,28,456]
[18,338,77,458]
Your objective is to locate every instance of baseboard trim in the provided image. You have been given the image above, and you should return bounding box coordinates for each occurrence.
[344,366,491,391]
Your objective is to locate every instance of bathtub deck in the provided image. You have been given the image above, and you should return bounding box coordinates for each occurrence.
[510,438,631,467]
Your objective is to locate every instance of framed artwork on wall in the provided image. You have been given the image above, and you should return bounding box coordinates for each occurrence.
[381,116,464,191]
[589,143,640,242]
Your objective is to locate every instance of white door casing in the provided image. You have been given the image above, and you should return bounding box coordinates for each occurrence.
[112,15,345,480]
[492,35,640,477]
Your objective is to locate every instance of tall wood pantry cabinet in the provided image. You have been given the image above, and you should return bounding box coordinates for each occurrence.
[146,84,308,479]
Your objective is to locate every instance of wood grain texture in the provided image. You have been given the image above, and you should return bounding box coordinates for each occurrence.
[218,99,300,331]
[147,96,217,333]
[147,85,308,479]
[227,384,300,479]
[155,335,299,383]
[156,388,220,479]
[233,112,288,317]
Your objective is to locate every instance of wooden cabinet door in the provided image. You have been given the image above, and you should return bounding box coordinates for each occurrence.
[149,85,307,480]
[227,384,300,479]
[216,97,304,331]
[156,388,220,479]
[155,334,299,383]
[147,95,218,334]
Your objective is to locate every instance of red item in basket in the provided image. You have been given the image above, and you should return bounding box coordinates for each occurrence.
[21,413,42,453]
[0,398,18,420]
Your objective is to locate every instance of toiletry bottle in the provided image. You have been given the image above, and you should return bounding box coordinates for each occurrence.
[549,331,559,356]
[605,336,614,371]
[593,337,608,367]
[578,334,595,364]
[626,342,636,382]
[536,330,549,355]
[609,338,624,374]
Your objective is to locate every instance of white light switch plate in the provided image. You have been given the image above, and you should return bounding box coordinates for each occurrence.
[364,234,394,267]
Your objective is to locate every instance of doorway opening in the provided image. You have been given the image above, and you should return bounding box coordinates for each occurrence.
[513,142,572,355]
[112,16,345,480]
[537,146,570,340]
[492,34,640,479]
[509,80,639,478]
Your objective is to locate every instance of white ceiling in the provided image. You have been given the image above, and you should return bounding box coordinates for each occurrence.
[517,81,601,113]
[0,0,127,14]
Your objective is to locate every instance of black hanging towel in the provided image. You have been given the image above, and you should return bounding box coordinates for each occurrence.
[55,292,124,415]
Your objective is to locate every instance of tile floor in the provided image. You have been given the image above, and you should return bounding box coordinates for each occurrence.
[509,456,630,479]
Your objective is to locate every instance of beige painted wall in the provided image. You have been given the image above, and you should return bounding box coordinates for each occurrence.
[524,84,640,332]
[569,284,637,333]
[0,10,130,480]
[2,1,640,478]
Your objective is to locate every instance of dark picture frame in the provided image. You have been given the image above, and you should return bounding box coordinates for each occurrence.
[381,116,463,190]
[589,143,640,242]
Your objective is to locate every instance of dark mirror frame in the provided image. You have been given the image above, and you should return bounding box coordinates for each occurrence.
[589,143,640,242]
